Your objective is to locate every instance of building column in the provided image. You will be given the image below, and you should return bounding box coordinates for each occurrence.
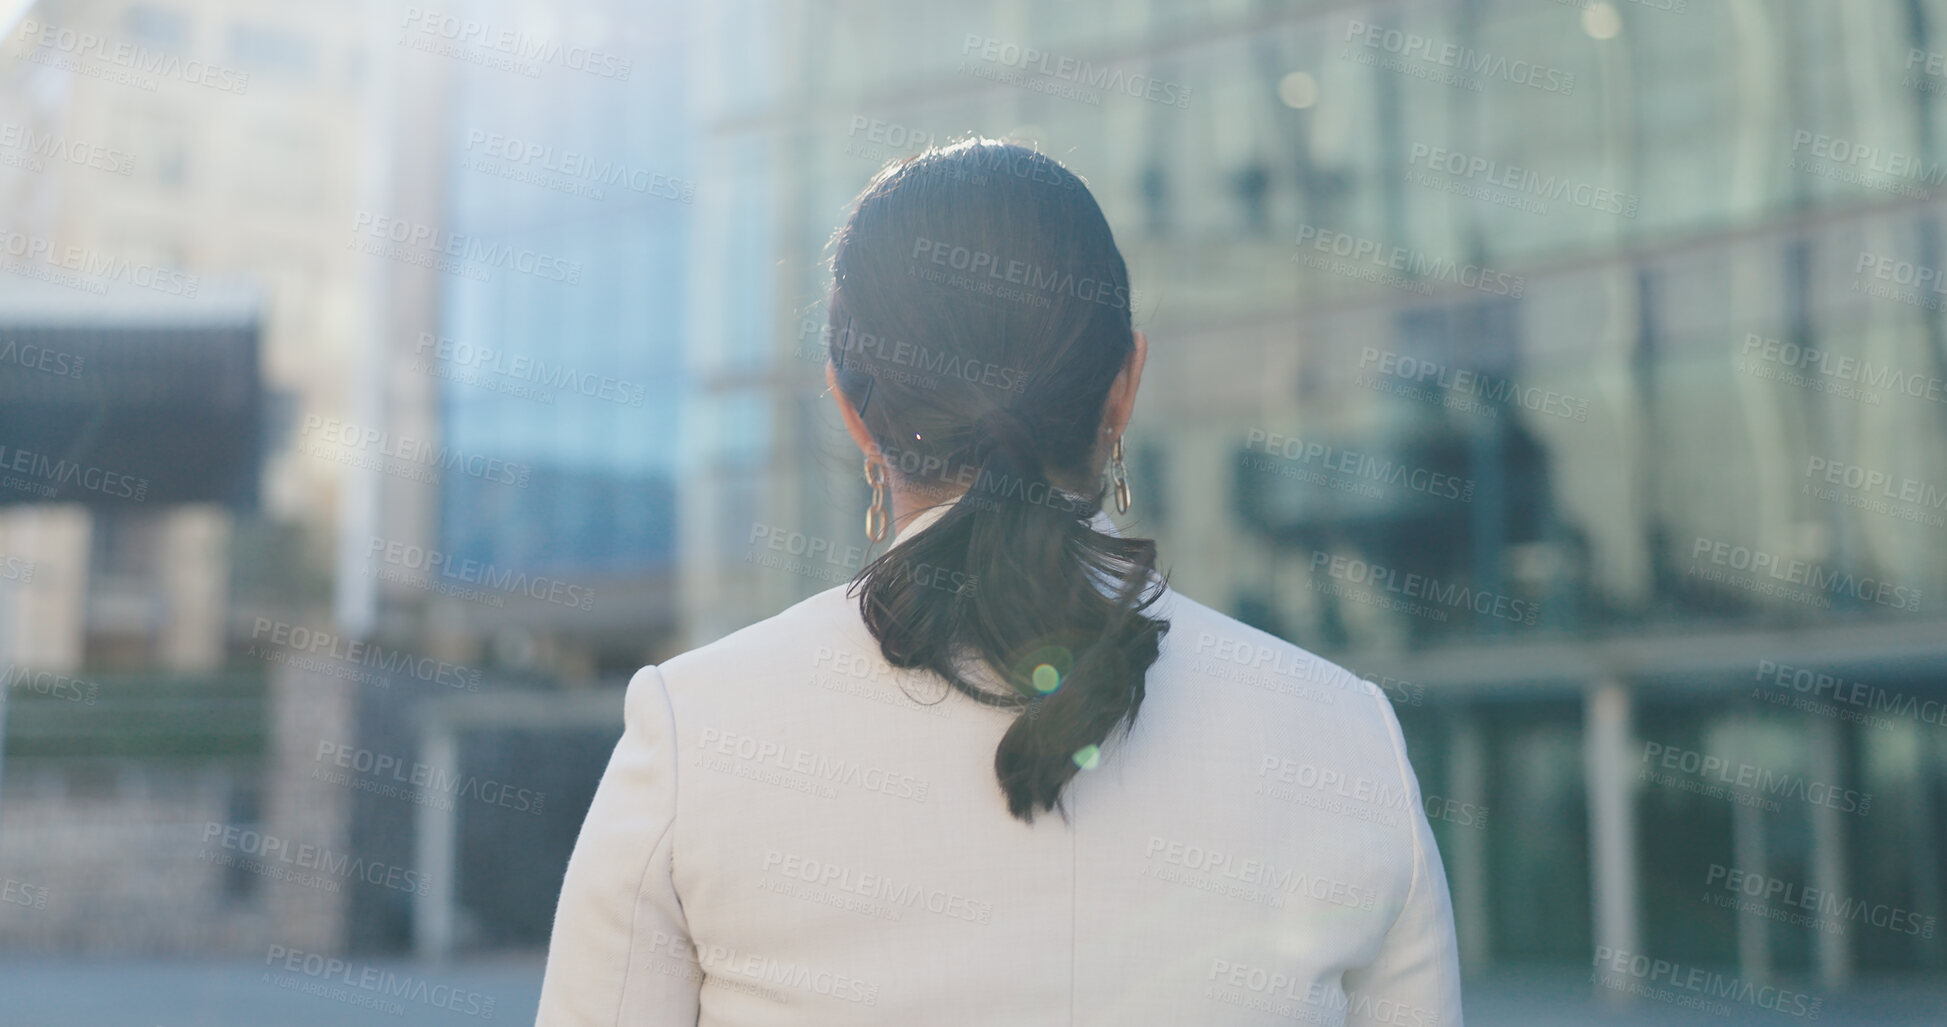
[1912,722,1944,970]
[1449,707,1491,974]
[1807,715,1852,989]
[0,505,91,831]
[413,721,460,960]
[1585,678,1640,1002]
[158,505,230,672]
[0,505,90,672]
[1730,783,1772,980]
[264,660,356,952]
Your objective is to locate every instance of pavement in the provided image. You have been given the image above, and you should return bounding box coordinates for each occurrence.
[0,954,543,1027]
[0,957,1941,1025]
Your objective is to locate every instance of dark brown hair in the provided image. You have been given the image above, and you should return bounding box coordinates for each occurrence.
[827,138,1168,823]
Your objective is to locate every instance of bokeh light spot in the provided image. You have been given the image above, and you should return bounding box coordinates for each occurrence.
[1073,745,1101,770]
[1582,2,1621,39]
[1278,71,1319,109]
[1015,644,1074,694]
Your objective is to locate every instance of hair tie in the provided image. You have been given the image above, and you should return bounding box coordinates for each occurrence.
[971,408,1040,476]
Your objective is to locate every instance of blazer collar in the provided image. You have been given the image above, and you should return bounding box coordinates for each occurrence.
[889,499,1122,548]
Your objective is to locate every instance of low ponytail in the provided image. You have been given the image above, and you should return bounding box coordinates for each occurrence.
[825,137,1170,823]
[852,408,1168,823]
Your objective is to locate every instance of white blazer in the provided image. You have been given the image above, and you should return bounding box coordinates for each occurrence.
[538,508,1464,1026]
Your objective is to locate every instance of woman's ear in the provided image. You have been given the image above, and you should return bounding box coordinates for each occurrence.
[827,362,879,458]
[1102,330,1148,437]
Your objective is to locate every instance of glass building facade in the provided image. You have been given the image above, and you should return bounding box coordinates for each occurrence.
[433,0,691,602]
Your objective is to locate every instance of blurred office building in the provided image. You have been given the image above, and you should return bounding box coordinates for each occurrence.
[0,0,692,956]
[0,0,362,954]
[0,0,1941,1014]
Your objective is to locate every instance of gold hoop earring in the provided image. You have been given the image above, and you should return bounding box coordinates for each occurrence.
[1109,437,1131,515]
[864,455,890,542]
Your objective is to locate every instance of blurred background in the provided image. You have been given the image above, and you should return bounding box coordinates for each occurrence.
[1,0,1945,1023]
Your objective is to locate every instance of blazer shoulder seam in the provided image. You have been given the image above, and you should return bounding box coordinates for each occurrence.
[613,664,683,1025]
[1364,678,1426,941]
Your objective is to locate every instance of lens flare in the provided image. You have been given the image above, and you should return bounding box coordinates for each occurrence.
[1014,643,1074,695]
